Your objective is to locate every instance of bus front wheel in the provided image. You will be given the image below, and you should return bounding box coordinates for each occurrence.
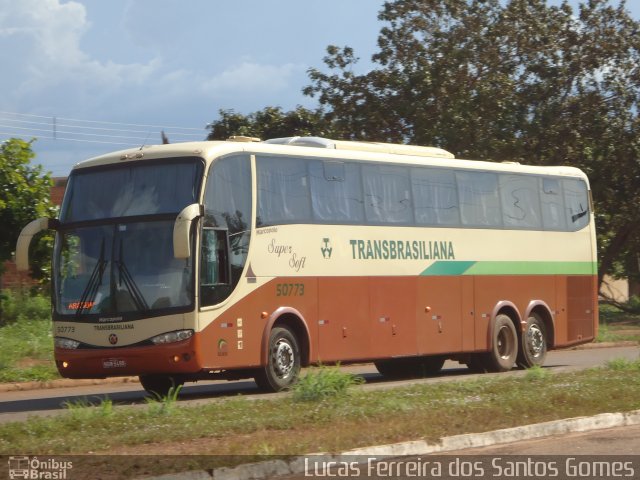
[517,314,548,368]
[484,314,518,372]
[255,326,301,392]
[139,374,184,397]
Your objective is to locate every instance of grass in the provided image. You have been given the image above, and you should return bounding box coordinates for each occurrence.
[596,302,640,343]
[291,365,364,402]
[0,317,58,382]
[1,360,640,463]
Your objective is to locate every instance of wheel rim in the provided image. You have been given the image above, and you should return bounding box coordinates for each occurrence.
[527,324,545,358]
[272,339,295,379]
[496,325,514,359]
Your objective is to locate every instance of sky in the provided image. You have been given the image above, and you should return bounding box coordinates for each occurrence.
[1,0,638,177]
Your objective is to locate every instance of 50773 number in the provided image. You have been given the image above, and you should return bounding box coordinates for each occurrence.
[276,283,305,296]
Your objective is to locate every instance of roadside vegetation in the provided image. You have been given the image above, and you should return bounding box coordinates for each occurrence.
[0,290,58,382]
[597,301,640,343]
[0,362,639,477]
[0,292,639,384]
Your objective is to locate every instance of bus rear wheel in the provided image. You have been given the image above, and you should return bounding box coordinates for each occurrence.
[517,314,548,368]
[484,314,518,372]
[255,326,301,392]
[139,374,184,397]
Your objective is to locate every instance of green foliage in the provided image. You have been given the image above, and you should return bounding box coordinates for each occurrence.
[0,138,55,287]
[524,365,550,381]
[145,385,183,416]
[1,363,639,458]
[605,358,640,371]
[291,366,364,402]
[0,291,57,382]
[0,289,51,326]
[63,397,114,420]
[206,106,330,141]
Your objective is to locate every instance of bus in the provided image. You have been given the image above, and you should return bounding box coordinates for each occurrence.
[16,136,598,394]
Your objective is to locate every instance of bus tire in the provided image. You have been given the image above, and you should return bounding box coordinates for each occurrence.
[255,326,301,392]
[374,359,404,378]
[465,354,487,373]
[139,374,184,397]
[517,314,548,368]
[485,314,518,372]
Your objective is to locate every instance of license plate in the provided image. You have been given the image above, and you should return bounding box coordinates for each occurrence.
[102,358,127,369]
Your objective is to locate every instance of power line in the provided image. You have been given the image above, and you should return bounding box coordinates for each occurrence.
[0,110,209,147]
[0,110,206,132]
[0,132,134,146]
[0,115,204,137]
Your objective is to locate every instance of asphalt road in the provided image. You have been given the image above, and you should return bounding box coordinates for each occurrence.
[0,345,638,424]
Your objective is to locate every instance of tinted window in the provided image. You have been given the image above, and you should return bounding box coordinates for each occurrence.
[540,177,567,230]
[456,171,501,227]
[563,178,590,231]
[411,168,460,226]
[61,158,203,222]
[362,164,413,224]
[499,174,542,229]
[202,155,252,306]
[309,160,365,223]
[256,156,311,226]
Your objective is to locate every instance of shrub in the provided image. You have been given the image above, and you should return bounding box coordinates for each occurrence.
[291,366,364,402]
[0,289,50,327]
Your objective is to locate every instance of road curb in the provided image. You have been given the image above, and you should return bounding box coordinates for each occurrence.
[149,409,640,479]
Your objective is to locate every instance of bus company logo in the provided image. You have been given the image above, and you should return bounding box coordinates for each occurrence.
[108,334,118,345]
[8,456,73,479]
[217,338,228,356]
[321,238,333,259]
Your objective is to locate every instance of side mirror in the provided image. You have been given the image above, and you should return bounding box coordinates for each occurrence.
[173,203,203,259]
[16,218,58,272]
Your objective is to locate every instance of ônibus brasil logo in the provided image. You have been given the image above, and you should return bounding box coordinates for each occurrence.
[8,456,73,479]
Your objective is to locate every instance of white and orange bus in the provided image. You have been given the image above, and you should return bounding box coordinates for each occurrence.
[17,136,597,394]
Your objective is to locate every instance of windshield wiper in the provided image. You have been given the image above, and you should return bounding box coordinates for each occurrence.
[76,237,107,316]
[115,238,149,312]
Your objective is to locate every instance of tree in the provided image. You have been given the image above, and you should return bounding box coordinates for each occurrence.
[0,138,55,286]
[303,0,640,293]
[206,106,330,141]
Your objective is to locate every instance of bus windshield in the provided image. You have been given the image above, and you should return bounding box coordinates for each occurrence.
[60,158,203,222]
[54,220,193,316]
[53,157,203,318]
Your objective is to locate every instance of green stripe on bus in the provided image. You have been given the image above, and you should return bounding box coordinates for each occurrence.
[421,261,596,276]
[421,261,476,275]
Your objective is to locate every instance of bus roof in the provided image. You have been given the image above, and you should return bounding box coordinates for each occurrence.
[71,136,588,181]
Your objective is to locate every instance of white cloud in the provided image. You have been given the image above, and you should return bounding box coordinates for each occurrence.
[202,61,306,94]
[0,0,162,106]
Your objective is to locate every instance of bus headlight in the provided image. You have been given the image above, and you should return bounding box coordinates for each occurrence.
[150,329,194,345]
[55,337,80,349]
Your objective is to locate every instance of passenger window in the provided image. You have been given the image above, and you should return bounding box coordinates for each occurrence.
[540,178,567,230]
[309,160,364,223]
[563,179,590,231]
[362,164,413,224]
[256,156,311,225]
[499,175,542,229]
[456,171,501,227]
[411,167,460,226]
